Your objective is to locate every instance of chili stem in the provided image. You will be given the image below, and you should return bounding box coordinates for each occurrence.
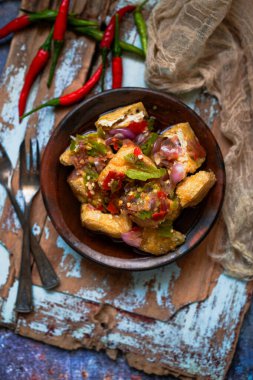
[22,98,60,118]
[22,64,102,118]
[100,48,107,92]
[47,40,64,87]
[47,0,70,87]
[99,5,136,91]
[136,0,149,11]
[74,27,145,58]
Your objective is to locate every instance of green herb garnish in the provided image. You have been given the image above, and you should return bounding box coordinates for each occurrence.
[83,165,98,185]
[124,153,136,165]
[97,127,106,139]
[158,220,173,237]
[76,133,97,140]
[87,141,107,156]
[140,133,158,156]
[70,139,77,152]
[85,167,98,180]
[137,210,153,220]
[126,167,166,181]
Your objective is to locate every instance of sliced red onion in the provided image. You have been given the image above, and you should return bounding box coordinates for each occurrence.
[135,132,150,145]
[160,143,180,160]
[109,128,136,140]
[152,137,163,154]
[122,229,142,248]
[153,153,161,166]
[163,181,175,196]
[105,137,116,146]
[114,133,124,139]
[170,162,186,184]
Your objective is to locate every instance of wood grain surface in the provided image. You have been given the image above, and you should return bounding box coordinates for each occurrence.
[0,1,252,379]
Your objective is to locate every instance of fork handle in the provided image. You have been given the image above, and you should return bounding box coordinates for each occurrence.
[16,204,33,313]
[6,187,59,290]
[30,235,59,290]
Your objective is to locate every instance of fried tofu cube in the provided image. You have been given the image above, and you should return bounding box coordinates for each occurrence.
[95,102,148,131]
[98,141,156,188]
[163,122,206,174]
[176,170,216,208]
[81,204,132,238]
[68,170,87,203]
[60,148,74,166]
[140,228,185,255]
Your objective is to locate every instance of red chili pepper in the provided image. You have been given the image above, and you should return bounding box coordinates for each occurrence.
[112,57,123,89]
[102,171,125,191]
[47,0,70,88]
[128,120,148,135]
[100,5,135,91]
[0,15,30,39]
[157,191,167,199]
[107,200,118,215]
[112,14,123,89]
[152,211,167,221]
[112,138,119,151]
[22,64,103,118]
[134,147,142,157]
[18,28,53,120]
[0,10,98,40]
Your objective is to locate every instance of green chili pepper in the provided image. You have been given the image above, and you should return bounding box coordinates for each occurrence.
[134,0,148,55]
[126,167,166,181]
[74,27,145,58]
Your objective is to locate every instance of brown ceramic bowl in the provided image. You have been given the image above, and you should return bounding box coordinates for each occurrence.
[41,88,225,270]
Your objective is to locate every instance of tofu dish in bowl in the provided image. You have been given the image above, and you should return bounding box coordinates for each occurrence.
[60,102,216,256]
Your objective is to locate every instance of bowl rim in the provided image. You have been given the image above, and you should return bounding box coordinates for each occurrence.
[40,87,226,270]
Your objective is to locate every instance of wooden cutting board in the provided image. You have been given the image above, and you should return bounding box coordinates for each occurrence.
[0,1,252,379]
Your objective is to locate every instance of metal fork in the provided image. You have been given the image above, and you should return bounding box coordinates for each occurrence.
[0,141,59,310]
[16,139,40,312]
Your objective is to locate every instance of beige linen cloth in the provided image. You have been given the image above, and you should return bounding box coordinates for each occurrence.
[146,0,253,279]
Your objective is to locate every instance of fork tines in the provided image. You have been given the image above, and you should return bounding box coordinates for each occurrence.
[19,138,40,181]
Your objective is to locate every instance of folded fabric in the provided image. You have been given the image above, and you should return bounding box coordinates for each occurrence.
[146,0,253,279]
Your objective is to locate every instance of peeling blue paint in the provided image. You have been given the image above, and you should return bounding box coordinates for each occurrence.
[32,223,41,236]
[0,243,10,288]
[107,274,247,379]
[0,281,18,325]
[112,263,181,313]
[44,226,50,240]
[36,39,87,149]
[57,236,82,278]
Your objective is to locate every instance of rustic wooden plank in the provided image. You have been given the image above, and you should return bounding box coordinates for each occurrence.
[0,0,110,299]
[0,1,252,379]
[12,276,253,379]
[32,218,221,321]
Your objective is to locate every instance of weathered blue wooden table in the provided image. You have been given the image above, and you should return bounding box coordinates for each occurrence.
[0,1,253,379]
